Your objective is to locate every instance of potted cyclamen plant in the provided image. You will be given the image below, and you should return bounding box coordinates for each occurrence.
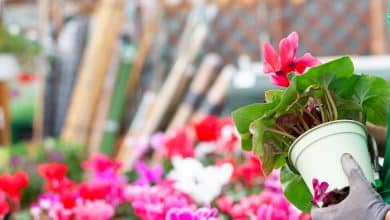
[232,31,390,213]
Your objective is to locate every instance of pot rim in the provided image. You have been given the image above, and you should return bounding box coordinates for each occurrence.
[287,119,367,174]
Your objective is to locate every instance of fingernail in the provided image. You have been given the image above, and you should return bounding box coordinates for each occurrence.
[341,153,352,160]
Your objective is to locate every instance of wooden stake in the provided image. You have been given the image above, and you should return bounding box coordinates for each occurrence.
[125,3,162,119]
[192,65,235,121]
[87,41,121,156]
[61,0,126,146]
[139,3,218,136]
[168,54,221,130]
[0,81,10,145]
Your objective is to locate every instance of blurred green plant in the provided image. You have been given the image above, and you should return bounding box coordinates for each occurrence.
[0,26,41,67]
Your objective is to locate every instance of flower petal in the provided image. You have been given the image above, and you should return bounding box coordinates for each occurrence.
[294,53,320,74]
[262,43,280,73]
[279,32,298,69]
[287,32,299,53]
[270,75,290,87]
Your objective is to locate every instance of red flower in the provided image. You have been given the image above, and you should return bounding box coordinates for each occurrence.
[38,163,68,180]
[0,198,10,219]
[60,191,77,209]
[0,171,29,202]
[164,128,194,158]
[82,153,122,174]
[263,32,320,87]
[38,163,75,193]
[238,156,264,186]
[78,182,111,201]
[18,72,38,83]
[193,115,222,141]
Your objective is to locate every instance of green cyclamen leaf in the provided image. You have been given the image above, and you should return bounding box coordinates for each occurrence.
[264,89,284,103]
[232,102,277,151]
[296,57,354,93]
[280,165,313,213]
[354,74,390,126]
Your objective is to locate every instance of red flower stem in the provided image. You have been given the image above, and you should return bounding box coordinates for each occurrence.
[296,102,321,124]
[315,98,327,122]
[290,126,303,135]
[265,128,296,140]
[297,111,309,131]
[324,88,338,120]
[275,124,289,133]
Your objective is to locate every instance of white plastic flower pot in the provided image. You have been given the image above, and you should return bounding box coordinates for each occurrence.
[288,120,374,195]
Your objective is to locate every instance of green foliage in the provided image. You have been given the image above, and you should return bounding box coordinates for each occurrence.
[280,165,312,213]
[0,26,41,67]
[232,56,390,211]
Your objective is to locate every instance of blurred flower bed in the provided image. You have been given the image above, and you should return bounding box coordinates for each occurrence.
[0,116,311,220]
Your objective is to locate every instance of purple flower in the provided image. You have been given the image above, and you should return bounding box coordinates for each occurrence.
[45,150,64,162]
[135,161,163,185]
[312,178,329,206]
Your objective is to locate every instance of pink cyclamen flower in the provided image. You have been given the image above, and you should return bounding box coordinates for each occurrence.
[262,32,320,87]
[82,154,122,175]
[166,206,220,220]
[123,182,195,220]
[73,200,115,220]
[312,178,329,206]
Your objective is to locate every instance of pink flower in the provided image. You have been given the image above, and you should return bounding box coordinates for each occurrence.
[73,200,114,220]
[82,154,122,175]
[123,182,195,220]
[312,178,329,206]
[166,206,220,220]
[257,195,301,220]
[262,32,320,87]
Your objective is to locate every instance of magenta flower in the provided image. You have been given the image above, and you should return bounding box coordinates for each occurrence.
[123,182,195,220]
[82,154,122,175]
[135,161,163,185]
[262,32,320,87]
[312,178,329,206]
[166,206,220,220]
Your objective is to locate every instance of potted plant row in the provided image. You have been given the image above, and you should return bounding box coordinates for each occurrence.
[232,32,390,212]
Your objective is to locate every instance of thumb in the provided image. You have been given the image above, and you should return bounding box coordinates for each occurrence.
[340,153,367,185]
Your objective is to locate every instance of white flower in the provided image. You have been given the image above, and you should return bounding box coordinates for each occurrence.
[168,157,233,204]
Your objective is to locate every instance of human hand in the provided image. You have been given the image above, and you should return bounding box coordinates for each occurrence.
[311,153,390,220]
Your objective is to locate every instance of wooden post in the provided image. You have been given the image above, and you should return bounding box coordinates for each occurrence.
[0,81,10,145]
[87,42,121,156]
[369,0,387,54]
[61,0,126,146]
